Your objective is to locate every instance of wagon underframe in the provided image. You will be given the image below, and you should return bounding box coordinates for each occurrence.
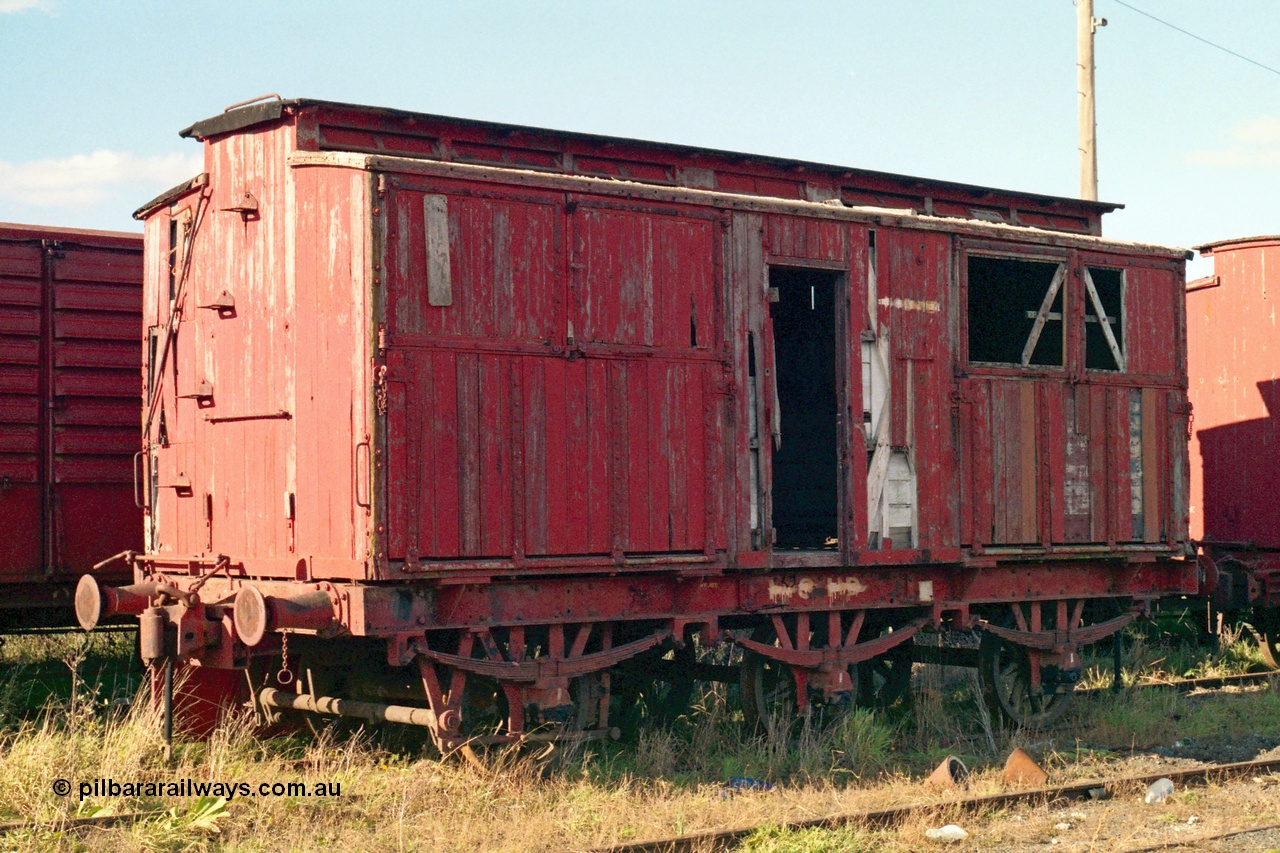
[80,551,1194,744]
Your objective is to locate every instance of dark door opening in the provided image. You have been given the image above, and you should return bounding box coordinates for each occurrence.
[769,267,840,550]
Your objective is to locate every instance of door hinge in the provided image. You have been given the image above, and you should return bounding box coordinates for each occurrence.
[375,364,388,416]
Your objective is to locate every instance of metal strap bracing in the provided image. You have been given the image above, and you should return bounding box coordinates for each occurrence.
[735,615,927,668]
[418,627,671,680]
[142,182,211,439]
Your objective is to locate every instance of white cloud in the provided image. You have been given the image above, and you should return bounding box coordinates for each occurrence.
[0,0,54,13]
[1183,115,1280,171]
[0,150,203,208]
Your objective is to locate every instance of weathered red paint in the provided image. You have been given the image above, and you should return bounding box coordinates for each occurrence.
[0,223,140,624]
[1189,237,1280,549]
[122,99,1197,733]
[1187,236,1280,606]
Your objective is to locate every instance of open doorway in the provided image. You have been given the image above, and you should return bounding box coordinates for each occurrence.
[769,267,840,550]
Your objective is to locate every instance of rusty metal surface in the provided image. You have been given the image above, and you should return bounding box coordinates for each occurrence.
[1188,237,1280,551]
[0,223,140,610]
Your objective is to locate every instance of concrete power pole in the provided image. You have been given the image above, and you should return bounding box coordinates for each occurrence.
[1077,0,1106,200]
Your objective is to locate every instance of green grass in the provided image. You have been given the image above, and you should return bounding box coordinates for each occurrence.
[1077,612,1270,690]
[737,824,887,853]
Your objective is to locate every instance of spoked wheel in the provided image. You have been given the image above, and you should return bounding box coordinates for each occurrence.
[741,645,797,733]
[977,629,1074,728]
[858,643,914,710]
[1245,609,1280,669]
[739,625,855,732]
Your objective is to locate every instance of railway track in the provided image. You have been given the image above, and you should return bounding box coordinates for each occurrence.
[1078,669,1278,695]
[588,755,1280,853]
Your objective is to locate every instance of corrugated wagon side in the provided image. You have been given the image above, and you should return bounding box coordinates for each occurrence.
[0,223,141,628]
[82,98,1199,743]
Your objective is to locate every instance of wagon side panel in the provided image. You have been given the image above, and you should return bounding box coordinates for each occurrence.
[0,236,45,582]
[381,182,729,568]
[1189,241,1280,549]
[291,164,373,577]
[48,240,143,578]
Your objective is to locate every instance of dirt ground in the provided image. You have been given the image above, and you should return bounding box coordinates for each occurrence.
[725,713,1280,853]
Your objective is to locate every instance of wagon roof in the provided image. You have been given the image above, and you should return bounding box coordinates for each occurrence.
[178,97,1123,217]
[0,221,142,247]
[1195,235,1280,254]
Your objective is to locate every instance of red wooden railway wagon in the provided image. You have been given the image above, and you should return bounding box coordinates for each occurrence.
[0,223,141,629]
[1187,236,1280,667]
[79,96,1198,743]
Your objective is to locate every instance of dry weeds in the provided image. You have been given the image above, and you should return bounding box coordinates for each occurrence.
[0,621,1275,852]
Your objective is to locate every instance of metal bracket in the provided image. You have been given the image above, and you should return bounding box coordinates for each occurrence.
[179,380,214,407]
[162,473,193,495]
[222,191,259,220]
[198,291,236,317]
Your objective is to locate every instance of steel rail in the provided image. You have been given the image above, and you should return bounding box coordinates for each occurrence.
[584,756,1280,853]
[1078,669,1277,695]
[0,810,163,835]
[1120,821,1280,852]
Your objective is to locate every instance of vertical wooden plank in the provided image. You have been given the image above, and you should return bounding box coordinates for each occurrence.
[998,383,1015,543]
[990,382,1009,543]
[730,212,765,556]
[587,359,611,553]
[657,219,682,350]
[1062,388,1092,542]
[563,358,590,554]
[627,362,652,550]
[1088,385,1109,542]
[645,361,671,550]
[970,380,993,546]
[385,377,408,559]
[508,358,526,562]
[1044,382,1065,544]
[543,357,569,553]
[1019,381,1038,543]
[1142,387,1161,542]
[424,194,452,307]
[846,225,869,552]
[608,360,629,556]
[957,383,975,547]
[430,350,460,557]
[1112,386,1132,544]
[456,353,481,556]
[478,355,511,556]
[670,358,691,545]
[683,363,706,550]
[524,359,547,554]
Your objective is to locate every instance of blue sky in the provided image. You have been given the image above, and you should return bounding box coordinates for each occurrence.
[2,0,1276,278]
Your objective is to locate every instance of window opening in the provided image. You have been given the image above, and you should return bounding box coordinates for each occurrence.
[146,326,160,406]
[689,293,699,347]
[167,217,178,301]
[769,267,840,550]
[747,333,761,542]
[1084,267,1124,371]
[967,256,1065,367]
